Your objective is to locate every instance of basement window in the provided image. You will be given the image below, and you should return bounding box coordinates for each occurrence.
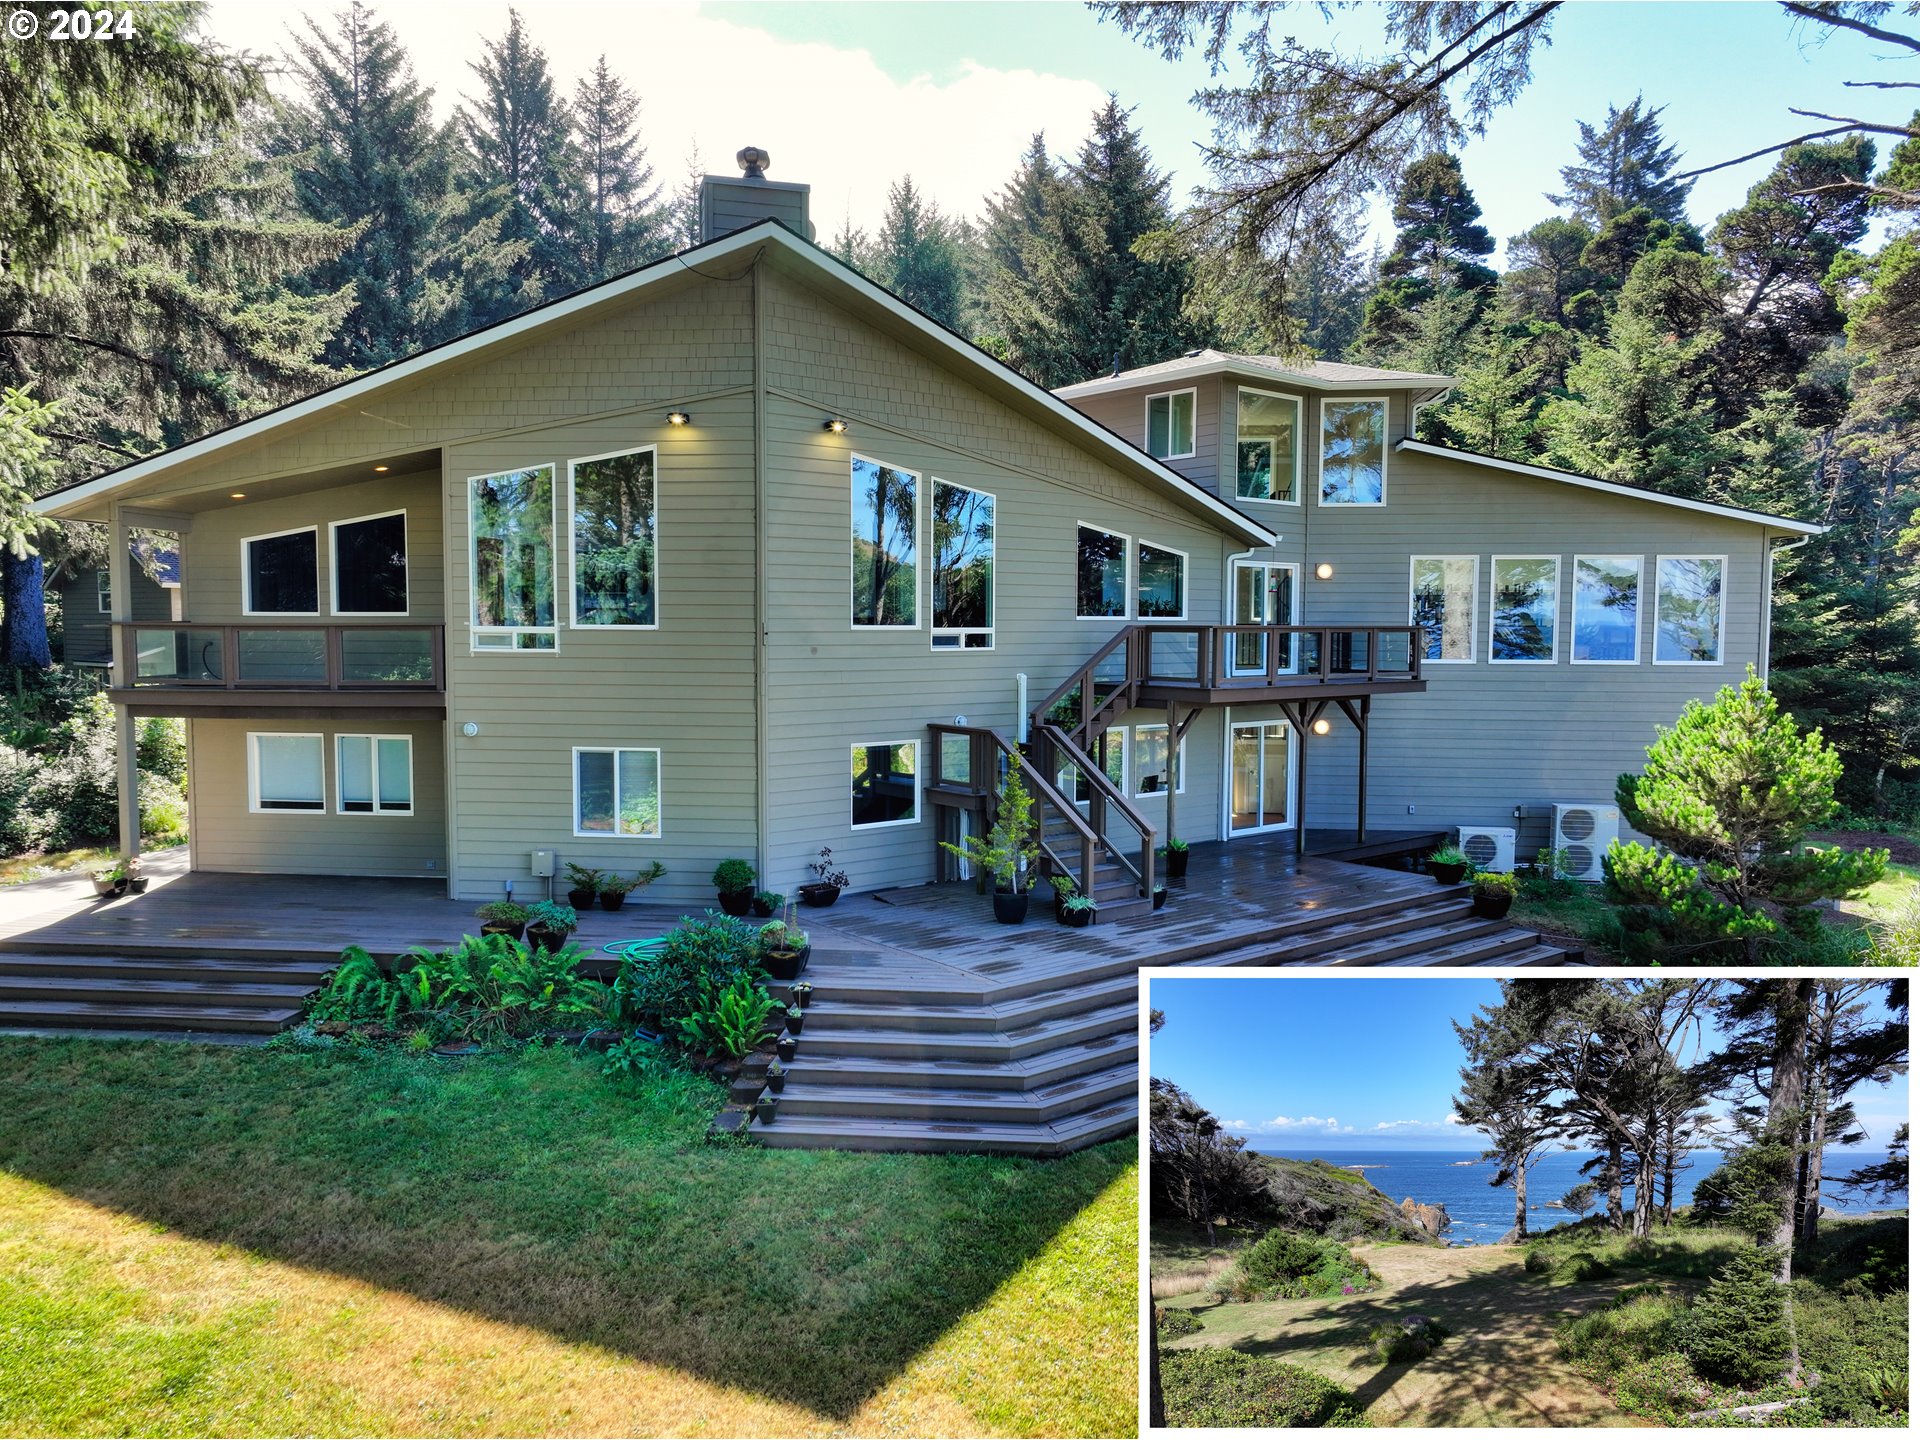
[851,741,919,829]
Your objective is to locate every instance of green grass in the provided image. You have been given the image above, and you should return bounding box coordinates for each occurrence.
[1511,887,1632,962]
[0,833,187,886]
[1840,861,1920,921]
[0,1037,1136,1436]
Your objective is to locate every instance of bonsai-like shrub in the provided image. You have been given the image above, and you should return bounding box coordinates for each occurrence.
[614,913,761,1027]
[807,847,850,889]
[475,900,529,926]
[631,860,667,888]
[1159,1347,1359,1428]
[526,899,577,933]
[563,863,608,894]
[712,858,756,893]
[755,889,785,910]
[939,752,1040,894]
[1156,1305,1202,1339]
[599,875,635,898]
[1678,1244,1790,1387]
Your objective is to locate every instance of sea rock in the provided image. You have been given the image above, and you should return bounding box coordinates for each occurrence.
[1398,1198,1452,1239]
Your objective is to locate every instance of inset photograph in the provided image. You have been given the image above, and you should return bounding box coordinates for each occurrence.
[1146,975,1909,1429]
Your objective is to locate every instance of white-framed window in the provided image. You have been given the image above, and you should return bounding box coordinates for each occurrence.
[570,446,658,629]
[1236,387,1301,503]
[851,740,919,829]
[1076,523,1129,619]
[1230,560,1299,676]
[1654,555,1726,664]
[931,478,993,649]
[1490,555,1561,663]
[95,571,111,614]
[335,733,413,815]
[851,454,919,629]
[1572,555,1642,665]
[469,466,557,651]
[1145,389,1197,460]
[1410,556,1478,664]
[1058,729,1129,805]
[242,526,320,615]
[330,510,409,616]
[1136,542,1188,620]
[1320,396,1388,505]
[573,746,663,838]
[247,732,325,814]
[1133,724,1188,798]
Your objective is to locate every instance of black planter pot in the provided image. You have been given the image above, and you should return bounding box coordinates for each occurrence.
[526,925,572,952]
[784,1009,806,1034]
[481,922,527,942]
[799,883,842,909]
[128,877,149,894]
[599,892,627,912]
[1163,848,1190,879]
[766,1070,787,1094]
[763,944,811,982]
[1430,862,1469,885]
[751,896,778,918]
[992,889,1030,925]
[755,1095,778,1125]
[1059,906,1094,928]
[791,983,814,1009]
[776,1035,798,1062]
[1472,892,1515,920]
[1153,887,1169,912]
[567,887,597,910]
[717,887,754,917]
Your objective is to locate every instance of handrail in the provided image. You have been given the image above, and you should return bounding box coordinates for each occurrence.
[1032,624,1138,751]
[1035,721,1157,896]
[1134,623,1423,689]
[114,621,445,692]
[926,722,1101,894]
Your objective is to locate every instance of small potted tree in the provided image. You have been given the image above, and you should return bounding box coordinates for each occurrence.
[940,753,1041,924]
[597,875,635,912]
[564,863,605,909]
[477,900,529,940]
[799,848,849,907]
[712,859,757,917]
[759,912,811,982]
[1427,845,1472,885]
[1158,836,1190,880]
[1471,871,1519,919]
[525,900,578,952]
[752,889,785,919]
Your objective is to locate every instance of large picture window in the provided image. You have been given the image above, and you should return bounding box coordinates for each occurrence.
[1572,555,1641,664]
[1490,556,1560,663]
[851,741,918,828]
[243,527,319,614]
[248,732,325,813]
[1410,556,1477,663]
[1320,398,1387,505]
[470,466,556,650]
[574,747,662,838]
[931,479,993,649]
[1076,524,1128,618]
[1145,389,1196,460]
[1133,724,1187,798]
[571,447,657,628]
[1655,556,1725,664]
[335,734,413,815]
[330,511,408,615]
[1136,542,1187,619]
[1236,388,1300,502]
[851,456,918,628]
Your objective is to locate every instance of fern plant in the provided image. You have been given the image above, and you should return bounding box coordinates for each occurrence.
[308,945,403,1026]
[675,972,777,1058]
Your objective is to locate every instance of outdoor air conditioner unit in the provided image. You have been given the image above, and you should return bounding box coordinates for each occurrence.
[1456,826,1516,873]
[1551,803,1620,883]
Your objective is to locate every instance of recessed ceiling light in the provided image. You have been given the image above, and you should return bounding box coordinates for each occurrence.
[230,492,246,499]
[373,464,390,473]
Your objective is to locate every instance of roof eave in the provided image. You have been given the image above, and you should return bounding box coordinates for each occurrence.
[1054,358,1454,400]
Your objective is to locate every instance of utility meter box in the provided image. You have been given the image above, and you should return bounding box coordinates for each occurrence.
[529,849,556,879]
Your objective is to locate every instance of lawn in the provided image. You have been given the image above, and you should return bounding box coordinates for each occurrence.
[1838,860,1919,922]
[0,1037,1138,1437]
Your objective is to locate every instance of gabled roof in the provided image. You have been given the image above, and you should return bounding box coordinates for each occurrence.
[1053,348,1453,399]
[34,222,1276,547]
[1398,440,1825,537]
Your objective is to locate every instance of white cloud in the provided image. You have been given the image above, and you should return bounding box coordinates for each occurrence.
[1225,1114,1473,1140]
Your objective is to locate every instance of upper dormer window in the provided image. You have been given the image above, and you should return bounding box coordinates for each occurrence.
[1320,397,1387,505]
[1145,389,1196,460]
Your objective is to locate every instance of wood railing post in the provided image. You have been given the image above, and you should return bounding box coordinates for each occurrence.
[222,627,240,689]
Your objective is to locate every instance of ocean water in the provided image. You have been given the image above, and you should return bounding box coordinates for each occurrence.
[1256,1148,1907,1246]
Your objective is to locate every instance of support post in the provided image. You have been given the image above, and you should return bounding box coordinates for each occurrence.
[1293,704,1308,861]
[1357,696,1370,844]
[107,505,140,863]
[114,701,140,863]
[1164,698,1178,854]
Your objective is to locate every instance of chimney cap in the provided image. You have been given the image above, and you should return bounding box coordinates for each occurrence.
[737,146,770,179]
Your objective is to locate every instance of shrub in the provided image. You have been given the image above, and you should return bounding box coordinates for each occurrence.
[1228,1227,1376,1300]
[1678,1244,1789,1387]
[140,772,188,843]
[1159,1347,1359,1428]
[615,913,763,1027]
[1156,1306,1202,1339]
[1523,1246,1556,1274]
[1366,1316,1448,1364]
[136,716,186,785]
[1557,1293,1685,1375]
[1556,1250,1614,1282]
[1611,1352,1709,1418]
[309,934,610,1042]
[674,971,777,1058]
[711,858,756,892]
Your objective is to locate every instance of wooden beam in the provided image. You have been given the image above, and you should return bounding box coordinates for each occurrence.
[118,507,195,534]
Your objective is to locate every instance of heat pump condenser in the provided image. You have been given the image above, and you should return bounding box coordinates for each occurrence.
[1551,803,1620,882]
[1456,826,1516,873]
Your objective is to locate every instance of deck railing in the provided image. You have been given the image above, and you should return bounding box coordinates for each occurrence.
[1136,624,1422,690]
[115,621,445,692]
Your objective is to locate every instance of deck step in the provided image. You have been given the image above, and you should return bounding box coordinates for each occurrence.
[804,971,1139,1035]
[0,952,333,986]
[793,1032,1136,1091]
[0,999,300,1034]
[751,1099,1138,1155]
[0,973,315,1006]
[798,1000,1136,1063]
[772,1063,1136,1124]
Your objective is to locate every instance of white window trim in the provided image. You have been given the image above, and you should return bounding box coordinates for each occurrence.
[567,444,660,631]
[1075,520,1132,621]
[849,452,922,632]
[571,744,666,840]
[1316,395,1390,508]
[246,731,326,816]
[1488,554,1563,665]
[1228,560,1300,677]
[1234,386,1303,506]
[467,467,559,654]
[334,733,415,817]
[328,509,410,618]
[1131,723,1187,799]
[1135,540,1190,622]
[95,571,111,614]
[240,525,320,617]
[1144,387,1198,461]
[849,738,922,830]
[1652,553,1729,666]
[1408,554,1479,665]
[1221,713,1297,836]
[1570,554,1644,666]
[930,476,995,652]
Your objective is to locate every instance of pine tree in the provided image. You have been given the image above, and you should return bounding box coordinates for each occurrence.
[567,56,665,282]
[1355,153,1496,358]
[1504,217,1599,328]
[0,388,57,669]
[869,176,966,329]
[1548,97,1693,227]
[1680,1243,1792,1387]
[1425,314,1547,459]
[981,133,1059,284]
[661,148,704,254]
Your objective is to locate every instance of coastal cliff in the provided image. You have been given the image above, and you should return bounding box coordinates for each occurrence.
[1253,1156,1450,1245]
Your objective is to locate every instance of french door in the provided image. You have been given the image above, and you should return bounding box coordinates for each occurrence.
[1230,561,1297,676]
[1227,719,1294,834]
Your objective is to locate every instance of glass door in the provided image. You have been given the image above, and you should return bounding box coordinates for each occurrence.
[1228,720,1294,834]
[1230,562,1297,676]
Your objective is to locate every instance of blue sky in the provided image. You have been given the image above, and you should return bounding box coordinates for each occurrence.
[205,2,1912,259]
[1149,976,1911,1152]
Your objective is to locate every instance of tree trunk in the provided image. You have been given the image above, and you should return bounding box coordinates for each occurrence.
[0,550,52,670]
[1768,978,1814,1387]
[1605,1139,1625,1231]
[1633,1132,1658,1238]
[1149,1324,1166,1428]
[1797,1077,1829,1250]
[1514,1155,1529,1239]
[1660,1123,1678,1226]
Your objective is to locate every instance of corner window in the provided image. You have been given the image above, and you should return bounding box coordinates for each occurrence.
[243,527,319,615]
[931,479,993,649]
[335,734,413,815]
[573,747,662,838]
[331,511,408,615]
[1133,724,1187,797]
[851,741,918,828]
[96,571,111,614]
[1490,556,1560,663]
[1320,398,1387,505]
[1655,556,1725,664]
[1236,388,1300,502]
[571,447,658,628]
[1145,389,1196,460]
[851,456,918,628]
[1136,542,1187,619]
[1573,555,1641,664]
[470,467,556,650]
[1076,524,1129,619]
[248,732,325,813]
[1410,556,1477,663]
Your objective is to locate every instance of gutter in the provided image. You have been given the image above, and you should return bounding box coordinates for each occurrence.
[1759,532,1813,685]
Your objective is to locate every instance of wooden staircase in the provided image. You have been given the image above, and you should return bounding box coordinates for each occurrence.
[0,948,326,1037]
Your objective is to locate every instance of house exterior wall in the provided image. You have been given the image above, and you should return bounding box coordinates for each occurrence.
[53,566,170,666]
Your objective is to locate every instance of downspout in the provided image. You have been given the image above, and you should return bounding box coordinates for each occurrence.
[1761,532,1811,686]
[1408,386,1452,441]
[753,259,771,885]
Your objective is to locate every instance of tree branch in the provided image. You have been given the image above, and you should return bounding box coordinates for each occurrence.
[1843,78,1920,89]
[1781,1,1920,54]
[44,430,146,461]
[0,328,173,374]
[1671,124,1866,180]
[1787,106,1918,136]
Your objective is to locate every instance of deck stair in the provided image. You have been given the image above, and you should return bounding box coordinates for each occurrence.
[0,951,324,1036]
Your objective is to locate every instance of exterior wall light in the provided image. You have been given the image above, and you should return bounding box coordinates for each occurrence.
[666,411,691,426]
[823,417,849,434]
[1312,718,1332,736]
[1314,562,1334,580]
[461,722,480,737]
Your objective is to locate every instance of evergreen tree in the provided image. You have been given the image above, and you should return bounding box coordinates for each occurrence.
[1679,1244,1792,1387]
[1424,313,1547,459]
[1355,152,1496,358]
[869,176,966,329]
[0,388,57,669]
[1505,217,1599,328]
[981,133,1058,285]
[1577,205,1704,293]
[661,148,704,253]
[567,56,665,282]
[1548,97,1693,227]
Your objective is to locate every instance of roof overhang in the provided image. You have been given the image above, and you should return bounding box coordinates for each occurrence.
[1397,439,1826,537]
[1054,357,1453,401]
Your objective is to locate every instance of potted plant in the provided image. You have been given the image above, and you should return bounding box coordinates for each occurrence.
[563,863,605,909]
[765,1059,788,1094]
[525,899,578,952]
[755,1092,779,1125]
[759,914,811,982]
[1153,884,1169,912]
[776,1033,798,1062]
[124,857,147,894]
[751,889,785,918]
[799,848,850,907]
[598,875,634,913]
[1471,870,1520,919]
[790,981,814,1010]
[476,899,529,940]
[1058,892,1097,928]
[91,860,129,898]
[1157,836,1190,880]
[712,858,757,917]
[939,753,1041,925]
[1428,845,1472,885]
[782,1002,805,1034]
